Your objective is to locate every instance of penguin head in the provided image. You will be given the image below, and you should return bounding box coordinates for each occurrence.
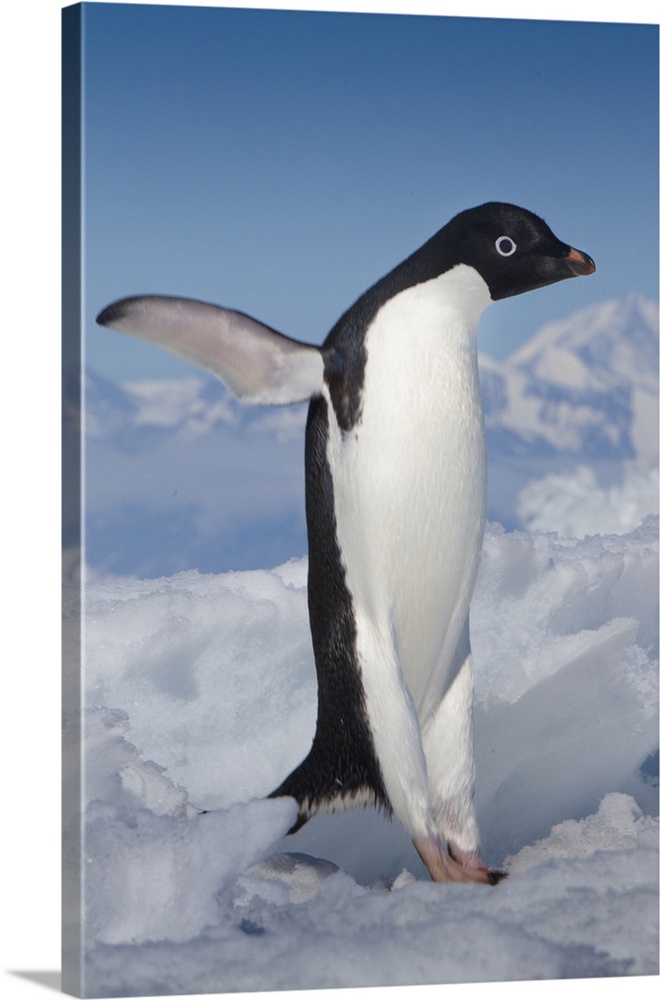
[440,202,595,300]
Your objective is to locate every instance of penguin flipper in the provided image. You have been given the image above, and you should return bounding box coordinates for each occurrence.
[96,295,325,405]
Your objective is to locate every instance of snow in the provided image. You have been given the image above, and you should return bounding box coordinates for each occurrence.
[66,515,659,996]
[517,463,660,537]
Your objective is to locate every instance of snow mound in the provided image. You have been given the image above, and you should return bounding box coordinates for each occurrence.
[472,518,658,858]
[86,793,297,946]
[507,792,658,873]
[73,518,659,993]
[83,562,315,809]
[80,708,298,946]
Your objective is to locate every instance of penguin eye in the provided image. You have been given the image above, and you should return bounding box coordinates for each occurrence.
[495,236,517,257]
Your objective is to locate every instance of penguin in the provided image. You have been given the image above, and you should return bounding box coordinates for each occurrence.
[97,202,595,884]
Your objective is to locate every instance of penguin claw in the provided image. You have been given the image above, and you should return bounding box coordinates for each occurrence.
[453,863,508,885]
[415,836,506,885]
[486,868,508,885]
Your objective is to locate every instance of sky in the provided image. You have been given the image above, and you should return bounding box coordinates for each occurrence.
[79,2,659,381]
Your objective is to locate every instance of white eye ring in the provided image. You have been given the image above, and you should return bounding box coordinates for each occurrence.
[495,235,517,257]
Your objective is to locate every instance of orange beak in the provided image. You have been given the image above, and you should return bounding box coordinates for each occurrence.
[564,247,596,276]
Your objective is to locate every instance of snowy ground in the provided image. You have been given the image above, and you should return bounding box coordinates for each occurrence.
[65,516,659,996]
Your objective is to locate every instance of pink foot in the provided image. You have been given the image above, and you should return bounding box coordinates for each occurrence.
[448,840,507,885]
[414,835,498,885]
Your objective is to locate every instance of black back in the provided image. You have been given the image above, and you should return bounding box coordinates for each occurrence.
[269,396,390,826]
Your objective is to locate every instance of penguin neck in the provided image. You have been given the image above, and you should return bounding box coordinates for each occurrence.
[385,264,492,356]
[424,264,493,342]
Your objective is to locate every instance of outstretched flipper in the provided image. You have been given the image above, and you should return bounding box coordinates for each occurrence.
[96,295,325,405]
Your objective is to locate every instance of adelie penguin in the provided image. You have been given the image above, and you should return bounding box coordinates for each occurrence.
[97,202,595,884]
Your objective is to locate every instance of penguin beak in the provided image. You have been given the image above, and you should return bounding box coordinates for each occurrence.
[563,247,596,277]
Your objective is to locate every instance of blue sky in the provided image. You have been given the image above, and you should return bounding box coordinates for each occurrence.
[81,3,658,380]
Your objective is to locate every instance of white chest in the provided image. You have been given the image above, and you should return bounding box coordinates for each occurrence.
[325,265,492,710]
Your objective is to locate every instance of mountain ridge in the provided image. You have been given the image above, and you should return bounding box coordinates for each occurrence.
[480,293,658,466]
[80,293,659,574]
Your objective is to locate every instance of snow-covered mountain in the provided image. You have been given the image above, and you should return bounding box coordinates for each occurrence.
[481,293,658,533]
[81,366,310,575]
[480,294,658,464]
[80,294,659,575]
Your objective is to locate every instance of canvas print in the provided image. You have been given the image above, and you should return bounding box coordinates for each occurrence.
[62,2,659,996]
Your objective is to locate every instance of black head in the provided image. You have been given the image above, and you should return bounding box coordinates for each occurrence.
[424,202,595,300]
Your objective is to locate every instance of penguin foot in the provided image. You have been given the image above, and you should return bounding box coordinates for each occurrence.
[454,863,507,885]
[414,835,497,885]
[448,841,508,885]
